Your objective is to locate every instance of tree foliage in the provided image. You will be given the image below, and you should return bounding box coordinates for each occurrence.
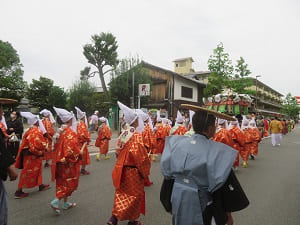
[27,76,67,110]
[82,32,119,99]
[0,40,26,101]
[109,57,151,107]
[229,57,254,95]
[67,80,109,116]
[205,42,233,96]
[281,93,300,118]
[204,43,254,97]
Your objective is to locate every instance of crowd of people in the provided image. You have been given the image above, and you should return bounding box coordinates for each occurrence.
[0,101,297,225]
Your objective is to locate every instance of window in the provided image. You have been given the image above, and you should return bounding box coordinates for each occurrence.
[176,63,179,67]
[181,86,193,99]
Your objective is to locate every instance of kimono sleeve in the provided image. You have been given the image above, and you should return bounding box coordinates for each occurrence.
[28,130,46,156]
[160,136,173,178]
[206,142,237,193]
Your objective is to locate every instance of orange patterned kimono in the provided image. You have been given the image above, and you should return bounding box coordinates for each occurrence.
[249,128,262,156]
[171,125,187,136]
[229,126,246,167]
[240,129,252,162]
[15,126,47,189]
[213,128,234,147]
[77,121,91,165]
[164,124,171,137]
[142,124,154,153]
[42,118,55,161]
[153,124,166,154]
[95,124,112,155]
[52,127,81,199]
[111,130,151,221]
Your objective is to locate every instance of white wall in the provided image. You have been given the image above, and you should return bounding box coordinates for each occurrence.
[174,76,198,102]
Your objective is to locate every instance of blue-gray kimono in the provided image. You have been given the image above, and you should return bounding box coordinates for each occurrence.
[160,134,237,225]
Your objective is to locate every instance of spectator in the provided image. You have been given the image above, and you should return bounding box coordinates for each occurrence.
[6,111,23,159]
[89,110,99,132]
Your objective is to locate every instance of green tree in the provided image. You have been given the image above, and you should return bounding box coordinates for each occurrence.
[49,86,67,108]
[67,80,110,116]
[109,57,151,107]
[82,32,119,99]
[281,93,300,118]
[229,57,254,95]
[0,40,26,101]
[204,42,233,96]
[27,76,67,110]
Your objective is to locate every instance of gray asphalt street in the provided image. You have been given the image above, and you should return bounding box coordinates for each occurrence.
[4,126,300,225]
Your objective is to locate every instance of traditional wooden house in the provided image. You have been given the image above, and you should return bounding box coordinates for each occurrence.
[140,61,206,117]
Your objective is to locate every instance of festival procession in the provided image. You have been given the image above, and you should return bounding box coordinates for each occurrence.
[1,1,300,225]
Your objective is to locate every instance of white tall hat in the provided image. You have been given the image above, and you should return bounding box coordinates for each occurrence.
[241,115,249,130]
[40,109,56,124]
[75,106,88,126]
[134,109,146,133]
[176,110,184,124]
[20,112,47,134]
[229,117,240,129]
[189,110,195,125]
[99,116,109,125]
[217,118,229,130]
[53,107,77,133]
[117,101,138,126]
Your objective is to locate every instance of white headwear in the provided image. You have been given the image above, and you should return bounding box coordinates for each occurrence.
[162,118,169,125]
[40,109,56,124]
[94,110,99,115]
[249,119,257,128]
[134,109,146,133]
[229,117,240,129]
[20,112,47,134]
[156,110,161,122]
[0,113,7,129]
[117,101,138,126]
[189,110,195,126]
[241,115,249,130]
[217,118,229,130]
[176,110,184,124]
[75,106,88,126]
[99,116,109,125]
[53,107,77,133]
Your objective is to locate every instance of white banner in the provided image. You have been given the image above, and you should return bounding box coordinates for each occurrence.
[139,84,150,96]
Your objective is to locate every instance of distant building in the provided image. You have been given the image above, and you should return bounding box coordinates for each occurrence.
[141,61,206,117]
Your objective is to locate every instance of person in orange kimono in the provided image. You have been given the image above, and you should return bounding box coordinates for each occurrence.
[213,119,233,147]
[107,101,150,225]
[161,118,170,136]
[249,119,262,160]
[95,117,112,160]
[240,116,253,168]
[50,107,81,214]
[152,118,166,160]
[75,106,91,175]
[140,112,154,187]
[14,112,50,199]
[229,118,245,170]
[170,110,187,135]
[40,109,56,168]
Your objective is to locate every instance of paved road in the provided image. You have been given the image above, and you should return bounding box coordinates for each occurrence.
[4,126,300,225]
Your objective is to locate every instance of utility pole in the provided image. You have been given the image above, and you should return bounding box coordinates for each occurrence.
[132,71,135,108]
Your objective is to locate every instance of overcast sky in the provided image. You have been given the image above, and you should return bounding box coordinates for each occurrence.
[1,0,299,96]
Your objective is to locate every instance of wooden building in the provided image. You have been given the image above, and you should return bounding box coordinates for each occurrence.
[141,61,206,117]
